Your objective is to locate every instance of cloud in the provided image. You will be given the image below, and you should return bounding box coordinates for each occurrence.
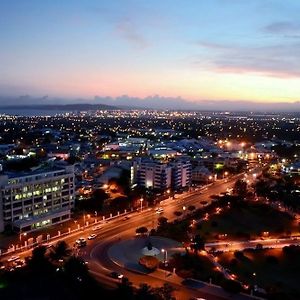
[264,21,300,36]
[194,40,300,78]
[114,18,148,48]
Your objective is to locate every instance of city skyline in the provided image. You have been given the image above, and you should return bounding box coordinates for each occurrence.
[1,0,300,107]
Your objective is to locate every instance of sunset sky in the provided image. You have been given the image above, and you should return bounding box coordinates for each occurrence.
[1,0,300,105]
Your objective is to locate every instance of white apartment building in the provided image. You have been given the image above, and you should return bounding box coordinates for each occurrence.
[135,158,191,191]
[171,159,192,189]
[137,160,172,190]
[0,165,75,233]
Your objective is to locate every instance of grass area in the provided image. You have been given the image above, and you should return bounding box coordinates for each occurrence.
[197,201,298,241]
[217,247,300,299]
[167,251,224,284]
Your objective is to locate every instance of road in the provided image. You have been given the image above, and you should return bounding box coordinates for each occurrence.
[1,169,260,300]
[206,236,300,252]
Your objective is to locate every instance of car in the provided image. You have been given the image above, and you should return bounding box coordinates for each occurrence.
[92,225,102,231]
[88,234,97,240]
[76,237,87,247]
[110,271,124,279]
[7,256,20,263]
[123,216,130,220]
[155,207,164,214]
[15,265,22,269]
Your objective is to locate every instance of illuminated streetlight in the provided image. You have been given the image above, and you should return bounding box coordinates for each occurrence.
[161,248,168,264]
[140,197,144,212]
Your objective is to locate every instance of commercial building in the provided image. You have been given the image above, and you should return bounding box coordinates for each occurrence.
[0,165,75,233]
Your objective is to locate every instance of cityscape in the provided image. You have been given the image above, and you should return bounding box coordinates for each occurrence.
[1,1,300,300]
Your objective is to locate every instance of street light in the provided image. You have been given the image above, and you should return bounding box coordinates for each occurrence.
[140,197,144,212]
[161,248,168,265]
[19,232,27,243]
[182,205,186,217]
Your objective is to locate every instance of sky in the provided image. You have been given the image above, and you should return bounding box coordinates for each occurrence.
[0,0,300,108]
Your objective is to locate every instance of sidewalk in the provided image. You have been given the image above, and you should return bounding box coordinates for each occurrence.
[150,269,260,300]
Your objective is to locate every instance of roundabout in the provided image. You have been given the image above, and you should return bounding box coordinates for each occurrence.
[107,236,183,273]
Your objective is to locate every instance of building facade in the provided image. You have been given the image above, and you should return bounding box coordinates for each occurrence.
[135,158,191,191]
[171,159,192,190]
[137,160,172,190]
[0,165,75,233]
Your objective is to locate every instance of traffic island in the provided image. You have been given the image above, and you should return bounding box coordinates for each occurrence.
[107,236,183,274]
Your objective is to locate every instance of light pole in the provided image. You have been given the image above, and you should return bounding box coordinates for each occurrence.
[140,197,144,212]
[182,205,186,217]
[161,248,168,277]
[19,232,27,244]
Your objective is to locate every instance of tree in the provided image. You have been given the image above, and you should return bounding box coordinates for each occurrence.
[27,245,53,273]
[191,234,205,252]
[158,217,168,226]
[233,179,248,198]
[153,283,176,300]
[63,256,89,281]
[136,226,148,235]
[174,211,182,217]
[49,241,71,262]
[115,277,134,300]
[188,205,196,212]
[136,284,155,300]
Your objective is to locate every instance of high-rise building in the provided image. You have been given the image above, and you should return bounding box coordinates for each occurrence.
[137,160,172,190]
[171,159,192,190]
[135,158,191,191]
[0,165,75,233]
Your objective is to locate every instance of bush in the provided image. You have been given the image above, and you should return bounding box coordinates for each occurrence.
[136,227,148,235]
[234,251,244,260]
[174,211,183,217]
[139,256,159,271]
[265,255,279,265]
[229,258,238,267]
[221,279,242,294]
[211,221,218,227]
[188,205,196,212]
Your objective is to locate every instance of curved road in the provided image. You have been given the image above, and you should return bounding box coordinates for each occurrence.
[2,169,260,300]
